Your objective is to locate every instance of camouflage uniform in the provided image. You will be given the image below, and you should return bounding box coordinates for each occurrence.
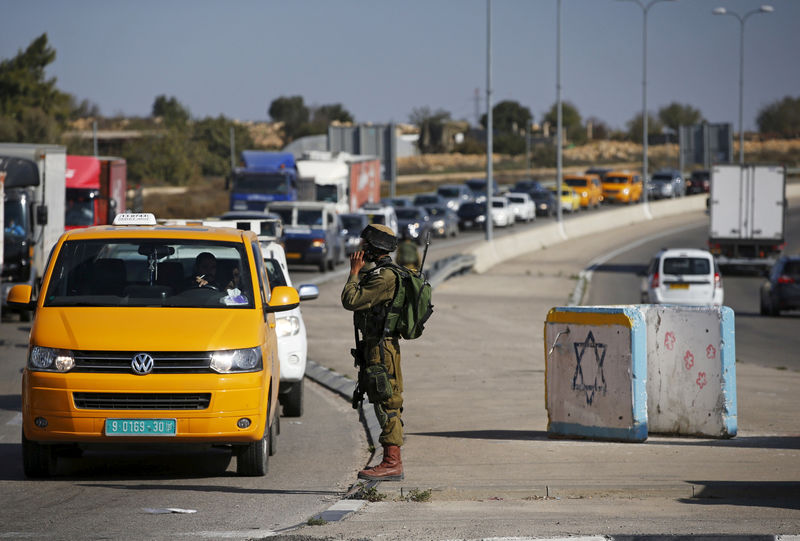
[395,238,421,272]
[341,255,404,447]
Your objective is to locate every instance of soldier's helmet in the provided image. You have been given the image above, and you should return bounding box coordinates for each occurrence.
[360,223,398,252]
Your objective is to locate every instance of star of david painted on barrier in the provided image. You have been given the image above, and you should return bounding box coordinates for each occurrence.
[572,331,607,405]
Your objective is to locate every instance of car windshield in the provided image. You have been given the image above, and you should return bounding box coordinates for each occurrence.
[663,257,711,275]
[364,213,386,225]
[340,215,365,231]
[508,196,525,203]
[396,208,421,219]
[232,172,288,194]
[458,203,483,215]
[414,195,439,205]
[491,200,506,208]
[437,187,460,198]
[426,206,447,216]
[43,239,254,308]
[296,210,324,226]
[315,184,338,203]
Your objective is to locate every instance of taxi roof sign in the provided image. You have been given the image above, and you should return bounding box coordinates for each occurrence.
[113,213,157,226]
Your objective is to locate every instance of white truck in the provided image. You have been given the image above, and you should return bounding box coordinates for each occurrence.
[0,143,66,319]
[296,151,381,214]
[708,164,786,272]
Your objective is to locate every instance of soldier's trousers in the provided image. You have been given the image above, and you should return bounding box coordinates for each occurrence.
[364,336,403,447]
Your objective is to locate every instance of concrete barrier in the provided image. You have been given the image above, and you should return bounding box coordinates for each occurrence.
[544,306,648,442]
[642,304,737,438]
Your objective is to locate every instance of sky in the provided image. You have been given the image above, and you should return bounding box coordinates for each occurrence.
[2,0,798,132]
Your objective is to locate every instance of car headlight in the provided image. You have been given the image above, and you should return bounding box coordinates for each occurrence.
[276,315,301,337]
[311,238,326,248]
[622,188,630,194]
[476,215,486,222]
[29,346,75,372]
[432,219,445,229]
[210,347,262,373]
[447,200,457,210]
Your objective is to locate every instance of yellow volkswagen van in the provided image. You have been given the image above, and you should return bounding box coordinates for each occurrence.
[9,213,299,477]
[563,174,602,209]
[601,171,643,204]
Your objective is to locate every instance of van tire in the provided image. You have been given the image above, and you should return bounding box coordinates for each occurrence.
[237,420,271,476]
[283,379,304,418]
[22,430,56,478]
[269,415,278,456]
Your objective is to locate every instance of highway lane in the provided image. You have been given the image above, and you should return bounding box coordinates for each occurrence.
[586,206,800,371]
[0,319,366,539]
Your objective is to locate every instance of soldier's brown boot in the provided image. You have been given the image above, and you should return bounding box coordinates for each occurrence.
[357,445,404,481]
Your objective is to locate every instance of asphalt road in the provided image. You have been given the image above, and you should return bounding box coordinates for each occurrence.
[586,205,800,371]
[0,319,367,539]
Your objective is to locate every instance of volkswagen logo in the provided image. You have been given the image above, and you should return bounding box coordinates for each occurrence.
[131,353,154,375]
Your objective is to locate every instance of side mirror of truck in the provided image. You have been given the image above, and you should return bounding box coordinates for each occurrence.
[36,205,48,226]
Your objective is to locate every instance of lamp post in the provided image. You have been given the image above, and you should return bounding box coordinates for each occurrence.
[617,0,677,211]
[485,0,493,242]
[712,5,774,166]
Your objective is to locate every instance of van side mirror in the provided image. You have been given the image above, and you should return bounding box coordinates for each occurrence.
[36,205,48,226]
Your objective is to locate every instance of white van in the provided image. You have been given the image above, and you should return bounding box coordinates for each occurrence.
[642,248,724,306]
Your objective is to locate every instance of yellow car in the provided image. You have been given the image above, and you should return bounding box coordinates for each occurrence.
[548,185,582,213]
[563,174,602,209]
[602,171,643,204]
[9,213,299,478]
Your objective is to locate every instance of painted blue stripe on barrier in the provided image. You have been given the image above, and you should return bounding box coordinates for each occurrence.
[549,421,648,442]
[721,306,738,437]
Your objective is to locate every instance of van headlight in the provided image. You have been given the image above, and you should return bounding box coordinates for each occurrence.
[29,347,75,372]
[210,347,262,373]
[276,316,300,337]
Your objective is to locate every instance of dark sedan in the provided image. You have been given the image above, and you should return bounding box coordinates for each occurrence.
[457,202,488,230]
[396,206,433,244]
[529,189,556,217]
[760,255,800,316]
[424,205,459,237]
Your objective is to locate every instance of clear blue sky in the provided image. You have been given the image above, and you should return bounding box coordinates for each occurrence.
[2,0,797,132]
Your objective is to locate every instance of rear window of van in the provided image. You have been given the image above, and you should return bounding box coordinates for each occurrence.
[663,257,710,275]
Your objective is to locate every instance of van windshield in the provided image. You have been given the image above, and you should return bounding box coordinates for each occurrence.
[663,257,711,275]
[43,239,254,308]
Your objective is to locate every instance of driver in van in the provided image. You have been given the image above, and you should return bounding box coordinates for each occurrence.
[193,252,222,289]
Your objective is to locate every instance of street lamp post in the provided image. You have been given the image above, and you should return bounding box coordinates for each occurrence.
[617,0,677,211]
[713,5,774,166]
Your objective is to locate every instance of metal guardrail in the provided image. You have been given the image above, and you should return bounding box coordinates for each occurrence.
[425,253,476,289]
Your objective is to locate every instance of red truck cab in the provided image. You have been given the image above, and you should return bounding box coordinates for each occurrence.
[65,155,127,229]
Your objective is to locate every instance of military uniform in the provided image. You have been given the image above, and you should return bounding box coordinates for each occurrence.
[395,238,421,272]
[341,255,404,448]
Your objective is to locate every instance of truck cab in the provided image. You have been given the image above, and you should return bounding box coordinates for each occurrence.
[229,151,298,211]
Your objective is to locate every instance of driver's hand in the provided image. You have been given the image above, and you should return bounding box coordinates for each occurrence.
[350,251,365,276]
[196,274,209,287]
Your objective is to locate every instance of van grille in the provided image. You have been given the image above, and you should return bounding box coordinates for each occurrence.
[73,392,211,410]
[72,351,212,374]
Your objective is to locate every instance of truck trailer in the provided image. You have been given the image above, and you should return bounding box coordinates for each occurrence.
[0,143,66,320]
[65,155,127,229]
[708,164,786,272]
[295,151,381,214]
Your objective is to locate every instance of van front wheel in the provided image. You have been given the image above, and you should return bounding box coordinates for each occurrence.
[22,431,56,478]
[237,421,271,476]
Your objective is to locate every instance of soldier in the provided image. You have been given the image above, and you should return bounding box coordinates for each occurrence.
[341,224,405,481]
[395,232,421,272]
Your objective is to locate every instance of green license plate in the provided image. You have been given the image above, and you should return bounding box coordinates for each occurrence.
[105,418,176,436]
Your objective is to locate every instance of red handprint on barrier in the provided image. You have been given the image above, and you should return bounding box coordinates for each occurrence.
[684,350,695,370]
[664,332,676,351]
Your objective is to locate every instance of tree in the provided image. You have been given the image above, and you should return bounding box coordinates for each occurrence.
[312,103,353,126]
[757,96,800,138]
[543,101,586,144]
[585,116,610,140]
[409,106,451,154]
[658,102,704,133]
[626,112,664,143]
[193,116,255,176]
[479,100,532,134]
[268,95,309,144]
[0,33,72,142]
[152,95,190,128]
